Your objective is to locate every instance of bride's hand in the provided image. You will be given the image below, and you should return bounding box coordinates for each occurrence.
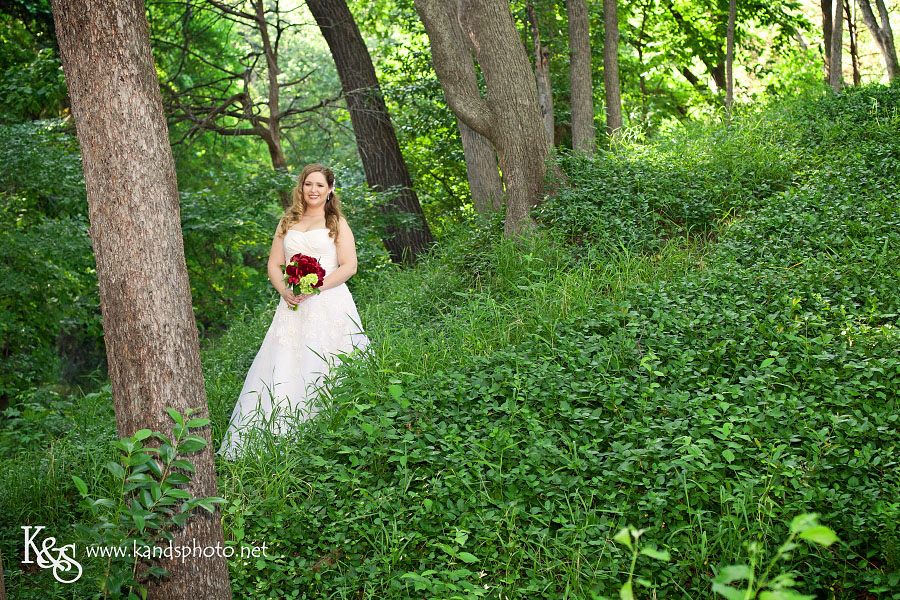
[280,289,301,308]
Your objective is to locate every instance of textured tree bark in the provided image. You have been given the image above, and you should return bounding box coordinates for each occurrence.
[845,0,862,85]
[725,0,736,111]
[568,0,595,152]
[458,120,504,212]
[830,0,844,91]
[856,0,900,79]
[822,0,833,81]
[602,0,623,135]
[415,0,550,237]
[49,2,232,598]
[441,8,504,213]
[527,4,555,147]
[307,0,433,263]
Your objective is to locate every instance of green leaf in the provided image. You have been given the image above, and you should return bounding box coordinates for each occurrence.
[613,527,633,550]
[166,407,184,425]
[105,461,125,480]
[159,444,175,463]
[177,435,208,453]
[170,459,196,473]
[166,488,191,499]
[723,449,736,463]
[759,590,815,600]
[185,418,210,428]
[619,580,634,600]
[388,384,403,399]
[72,475,88,497]
[127,452,153,467]
[152,432,172,446]
[178,439,206,453]
[798,525,838,546]
[457,552,478,564]
[789,513,818,534]
[713,565,752,585]
[712,582,748,600]
[640,546,671,561]
[133,429,152,441]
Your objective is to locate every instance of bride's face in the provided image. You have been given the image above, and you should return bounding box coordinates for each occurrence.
[303,171,332,208]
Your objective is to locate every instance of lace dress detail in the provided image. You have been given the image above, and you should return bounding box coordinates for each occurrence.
[218,228,368,459]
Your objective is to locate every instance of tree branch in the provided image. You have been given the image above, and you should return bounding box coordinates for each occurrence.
[414,0,493,137]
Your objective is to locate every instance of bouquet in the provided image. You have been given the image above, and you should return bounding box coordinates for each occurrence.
[281,253,325,310]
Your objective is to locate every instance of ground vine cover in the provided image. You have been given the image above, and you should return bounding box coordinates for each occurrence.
[2,83,898,599]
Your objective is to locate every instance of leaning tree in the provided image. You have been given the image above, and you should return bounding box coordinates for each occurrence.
[415,0,551,236]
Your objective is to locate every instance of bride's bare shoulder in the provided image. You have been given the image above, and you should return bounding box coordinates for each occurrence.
[274,217,287,238]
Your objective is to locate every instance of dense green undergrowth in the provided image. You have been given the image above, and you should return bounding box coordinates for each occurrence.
[2,82,898,599]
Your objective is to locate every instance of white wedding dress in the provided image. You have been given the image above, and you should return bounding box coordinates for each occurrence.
[218,228,369,459]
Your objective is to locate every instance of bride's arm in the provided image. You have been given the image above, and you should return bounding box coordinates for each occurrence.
[267,219,300,306]
[320,218,358,291]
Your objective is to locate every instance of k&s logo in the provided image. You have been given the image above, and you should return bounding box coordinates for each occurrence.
[21,525,83,583]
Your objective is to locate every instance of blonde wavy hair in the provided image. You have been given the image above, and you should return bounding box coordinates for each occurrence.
[278,163,344,239]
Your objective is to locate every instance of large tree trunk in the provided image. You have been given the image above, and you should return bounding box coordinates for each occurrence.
[49,2,231,599]
[830,0,844,91]
[568,0,595,152]
[845,0,862,85]
[527,4,555,147]
[415,0,550,237]
[822,0,834,81]
[856,0,900,79]
[602,0,623,135]
[725,0,736,111]
[307,0,433,264]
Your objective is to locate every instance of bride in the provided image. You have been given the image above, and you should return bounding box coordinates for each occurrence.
[218,163,369,459]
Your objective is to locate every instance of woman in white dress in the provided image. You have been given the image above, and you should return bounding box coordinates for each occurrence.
[218,164,369,459]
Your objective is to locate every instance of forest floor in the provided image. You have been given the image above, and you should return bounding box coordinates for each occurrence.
[2,81,899,599]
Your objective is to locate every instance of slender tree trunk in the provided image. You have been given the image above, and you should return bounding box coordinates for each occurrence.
[822,0,833,81]
[568,0,595,152]
[845,0,862,85]
[527,4,555,147]
[830,0,844,91]
[415,0,550,237]
[725,0,737,111]
[856,0,900,79]
[307,0,433,264]
[603,0,623,135]
[458,121,504,212]
[441,10,504,213]
[251,0,290,210]
[49,2,231,599]
[636,0,653,127]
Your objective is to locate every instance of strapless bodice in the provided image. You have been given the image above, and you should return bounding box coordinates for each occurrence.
[284,228,339,275]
